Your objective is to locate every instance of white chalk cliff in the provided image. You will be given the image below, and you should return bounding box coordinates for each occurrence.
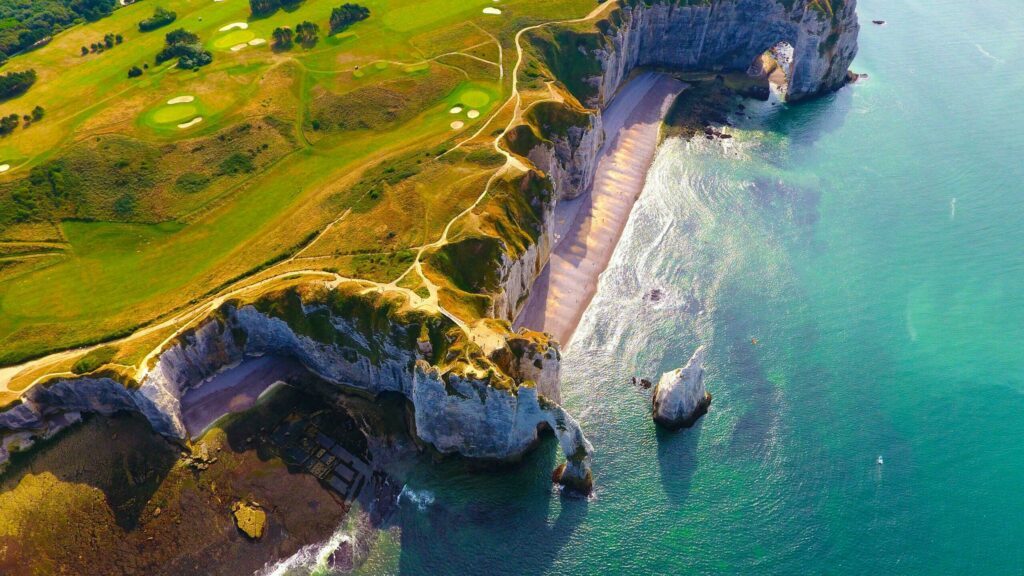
[0,286,593,493]
[652,346,712,430]
[0,0,860,494]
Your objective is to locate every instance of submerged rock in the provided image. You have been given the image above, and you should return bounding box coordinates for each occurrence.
[232,501,267,540]
[652,346,712,430]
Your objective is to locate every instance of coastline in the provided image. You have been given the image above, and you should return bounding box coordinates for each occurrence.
[514,72,685,347]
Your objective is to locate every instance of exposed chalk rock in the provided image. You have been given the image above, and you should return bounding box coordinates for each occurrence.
[0,286,593,492]
[652,346,711,430]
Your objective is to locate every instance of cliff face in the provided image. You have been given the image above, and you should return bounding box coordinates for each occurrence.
[596,0,859,105]
[0,287,593,491]
[493,0,858,324]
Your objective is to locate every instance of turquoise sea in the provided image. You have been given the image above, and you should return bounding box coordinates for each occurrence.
[338,0,1024,573]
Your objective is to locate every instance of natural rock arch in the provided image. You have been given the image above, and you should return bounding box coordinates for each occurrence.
[747,40,797,98]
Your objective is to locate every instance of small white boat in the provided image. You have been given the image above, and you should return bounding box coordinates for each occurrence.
[877,455,884,465]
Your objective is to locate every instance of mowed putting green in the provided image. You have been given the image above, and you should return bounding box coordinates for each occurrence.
[143,97,206,130]
[455,87,492,108]
[151,103,201,124]
[213,29,256,49]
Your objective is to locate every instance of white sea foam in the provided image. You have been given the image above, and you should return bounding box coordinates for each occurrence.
[975,44,1004,64]
[399,486,435,511]
[257,528,353,576]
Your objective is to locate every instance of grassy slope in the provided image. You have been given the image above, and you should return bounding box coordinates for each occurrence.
[0,0,596,364]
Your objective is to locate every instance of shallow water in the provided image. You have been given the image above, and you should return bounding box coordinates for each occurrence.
[301,1,1024,573]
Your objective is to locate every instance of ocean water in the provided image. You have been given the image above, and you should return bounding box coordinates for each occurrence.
[339,1,1024,574]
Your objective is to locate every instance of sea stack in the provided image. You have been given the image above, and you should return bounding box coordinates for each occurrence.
[652,346,711,430]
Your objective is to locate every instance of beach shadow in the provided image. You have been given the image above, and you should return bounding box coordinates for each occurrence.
[395,436,587,575]
[656,419,704,506]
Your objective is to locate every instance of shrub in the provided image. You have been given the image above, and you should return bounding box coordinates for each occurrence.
[113,192,136,216]
[218,153,255,175]
[71,346,118,374]
[139,7,177,32]
[128,66,143,77]
[175,172,211,193]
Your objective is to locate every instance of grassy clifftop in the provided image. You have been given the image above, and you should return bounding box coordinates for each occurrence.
[0,0,598,370]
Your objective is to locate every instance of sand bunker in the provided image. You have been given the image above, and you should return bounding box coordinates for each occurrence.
[450,121,464,130]
[248,38,266,46]
[219,22,248,32]
[483,7,502,14]
[0,164,9,173]
[450,106,463,114]
[467,110,480,119]
[166,95,195,105]
[178,117,203,129]
[230,43,248,51]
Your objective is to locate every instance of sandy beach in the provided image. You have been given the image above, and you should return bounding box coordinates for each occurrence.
[514,72,685,347]
[180,355,304,437]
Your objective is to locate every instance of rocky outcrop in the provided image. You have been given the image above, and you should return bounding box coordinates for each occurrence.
[652,346,711,430]
[232,501,267,540]
[525,112,604,202]
[0,286,593,491]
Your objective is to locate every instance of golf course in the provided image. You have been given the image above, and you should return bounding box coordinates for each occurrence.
[0,0,608,397]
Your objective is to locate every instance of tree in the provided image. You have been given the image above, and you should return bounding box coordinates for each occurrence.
[0,69,36,101]
[249,0,277,17]
[103,33,115,49]
[155,28,212,69]
[31,106,44,121]
[127,66,143,77]
[0,0,116,58]
[81,46,89,56]
[329,3,369,34]
[294,21,318,47]
[69,0,116,22]
[0,113,19,136]
[272,27,293,49]
[115,34,123,44]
